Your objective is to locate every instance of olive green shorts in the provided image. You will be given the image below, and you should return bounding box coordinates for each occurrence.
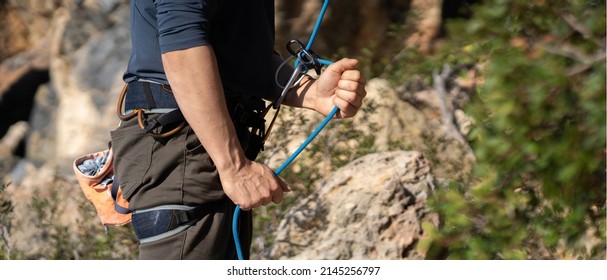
[111,116,255,259]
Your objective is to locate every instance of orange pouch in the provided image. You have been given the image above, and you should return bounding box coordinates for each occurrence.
[73,148,131,226]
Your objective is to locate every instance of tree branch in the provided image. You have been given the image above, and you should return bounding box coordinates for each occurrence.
[433,64,466,145]
[562,14,605,48]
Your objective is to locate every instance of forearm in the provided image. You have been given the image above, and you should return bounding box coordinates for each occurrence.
[280,75,317,110]
[162,45,246,173]
[266,52,318,110]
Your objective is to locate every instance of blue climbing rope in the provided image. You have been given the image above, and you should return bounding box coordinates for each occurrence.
[233,0,333,260]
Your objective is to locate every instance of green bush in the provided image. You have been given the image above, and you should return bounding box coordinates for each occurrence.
[425,0,606,259]
[0,179,138,260]
[28,186,139,260]
[0,182,14,259]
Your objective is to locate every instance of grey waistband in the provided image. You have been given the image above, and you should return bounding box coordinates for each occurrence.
[124,108,178,115]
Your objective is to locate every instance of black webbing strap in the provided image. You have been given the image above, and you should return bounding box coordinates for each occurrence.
[171,205,215,225]
[231,103,265,132]
[133,82,186,134]
[142,82,157,109]
[111,177,132,215]
[142,109,185,133]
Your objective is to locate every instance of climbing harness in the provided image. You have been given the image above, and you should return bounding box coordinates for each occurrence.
[232,0,339,260]
[116,81,187,139]
[75,80,268,242]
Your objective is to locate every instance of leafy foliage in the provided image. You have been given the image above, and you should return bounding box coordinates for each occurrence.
[0,179,138,260]
[424,0,606,259]
[28,185,139,259]
[0,182,14,259]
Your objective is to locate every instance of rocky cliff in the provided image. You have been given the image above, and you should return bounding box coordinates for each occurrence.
[0,0,477,259]
[270,151,436,259]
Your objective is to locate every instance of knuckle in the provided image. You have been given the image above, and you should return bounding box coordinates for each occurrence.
[359,88,367,97]
[339,80,357,91]
[340,98,350,107]
[344,106,357,118]
[260,190,272,201]
[270,181,281,191]
[339,90,357,103]
[344,69,361,81]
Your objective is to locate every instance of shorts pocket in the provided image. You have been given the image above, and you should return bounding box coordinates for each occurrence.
[110,121,155,201]
[182,127,224,204]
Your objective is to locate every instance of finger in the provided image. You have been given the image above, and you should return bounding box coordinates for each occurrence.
[336,90,363,110]
[240,189,264,210]
[357,83,367,98]
[271,178,287,205]
[340,69,364,83]
[325,58,359,75]
[258,187,273,207]
[261,196,272,206]
[339,71,367,99]
[235,195,254,211]
[332,94,359,118]
[241,199,259,210]
[271,190,283,205]
[337,79,360,92]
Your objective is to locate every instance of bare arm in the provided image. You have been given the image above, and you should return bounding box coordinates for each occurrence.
[162,45,288,210]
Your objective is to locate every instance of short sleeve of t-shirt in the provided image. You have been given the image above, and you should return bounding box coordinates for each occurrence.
[154,0,217,53]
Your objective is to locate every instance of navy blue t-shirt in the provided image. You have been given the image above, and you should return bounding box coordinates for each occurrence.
[123,0,276,99]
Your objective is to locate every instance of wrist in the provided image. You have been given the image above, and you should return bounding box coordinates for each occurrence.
[212,137,249,175]
[297,75,318,110]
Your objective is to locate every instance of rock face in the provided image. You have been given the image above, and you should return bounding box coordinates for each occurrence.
[360,63,478,180]
[49,0,131,168]
[0,0,62,61]
[0,0,131,175]
[270,151,436,259]
[1,0,134,259]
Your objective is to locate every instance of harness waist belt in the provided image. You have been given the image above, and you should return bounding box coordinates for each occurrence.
[125,81,178,111]
[124,81,266,131]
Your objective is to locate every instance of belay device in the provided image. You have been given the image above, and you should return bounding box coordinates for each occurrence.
[232,0,338,260]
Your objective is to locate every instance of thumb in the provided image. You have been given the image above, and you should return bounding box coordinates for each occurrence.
[325,58,359,75]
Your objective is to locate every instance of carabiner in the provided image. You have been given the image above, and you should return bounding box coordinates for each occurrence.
[287,39,323,75]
